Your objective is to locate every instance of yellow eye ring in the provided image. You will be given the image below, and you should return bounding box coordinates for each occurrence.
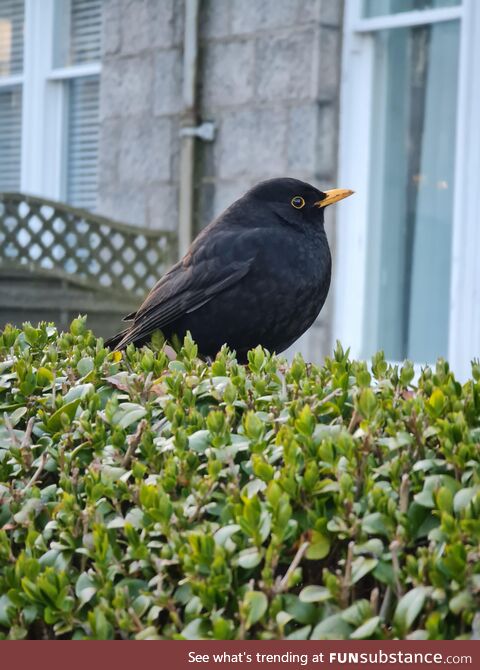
[291,196,305,209]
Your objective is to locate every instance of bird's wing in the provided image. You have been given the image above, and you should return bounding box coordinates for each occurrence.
[130,260,253,335]
[117,225,257,346]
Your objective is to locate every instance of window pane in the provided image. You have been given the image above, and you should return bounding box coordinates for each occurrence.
[0,0,24,76]
[365,21,459,363]
[66,76,99,210]
[53,0,102,68]
[0,87,22,189]
[364,0,461,18]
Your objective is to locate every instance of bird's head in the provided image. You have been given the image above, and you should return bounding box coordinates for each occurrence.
[246,177,354,228]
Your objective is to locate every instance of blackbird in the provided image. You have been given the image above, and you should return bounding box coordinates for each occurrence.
[106,178,353,361]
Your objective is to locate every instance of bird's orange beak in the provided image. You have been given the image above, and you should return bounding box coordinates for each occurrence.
[314,188,354,208]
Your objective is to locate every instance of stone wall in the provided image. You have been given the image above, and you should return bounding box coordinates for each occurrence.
[98,0,184,231]
[97,0,344,361]
[197,0,342,226]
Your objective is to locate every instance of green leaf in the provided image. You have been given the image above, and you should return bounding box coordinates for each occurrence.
[7,406,27,427]
[75,573,97,607]
[276,611,293,627]
[64,383,94,403]
[351,557,378,584]
[400,361,415,385]
[299,585,331,603]
[305,532,330,560]
[13,498,44,524]
[295,405,315,436]
[350,616,381,639]
[394,587,428,633]
[406,629,429,640]
[46,399,81,433]
[414,475,460,509]
[90,608,113,640]
[0,359,14,374]
[77,357,94,377]
[37,367,54,387]
[112,403,147,429]
[188,429,210,452]
[211,616,233,640]
[244,412,264,441]
[357,388,378,420]
[283,595,317,624]
[237,547,262,569]
[428,389,445,416]
[214,524,241,546]
[449,590,473,614]
[0,594,14,627]
[361,512,395,537]
[286,625,312,640]
[243,591,268,629]
[101,465,127,483]
[453,487,480,513]
[372,560,395,587]
[311,614,352,640]
[132,594,151,618]
[436,486,453,513]
[341,599,372,626]
[354,539,384,557]
[135,626,161,640]
[70,317,87,336]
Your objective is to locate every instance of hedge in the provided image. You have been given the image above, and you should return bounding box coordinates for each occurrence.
[0,317,479,640]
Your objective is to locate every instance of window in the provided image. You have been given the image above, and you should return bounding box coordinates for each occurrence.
[0,0,101,209]
[336,0,480,378]
[0,0,24,191]
[364,0,461,18]
[66,76,100,209]
[366,21,459,362]
[52,0,102,209]
[53,0,102,67]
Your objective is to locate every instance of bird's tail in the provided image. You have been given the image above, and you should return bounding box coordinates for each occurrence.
[104,327,130,350]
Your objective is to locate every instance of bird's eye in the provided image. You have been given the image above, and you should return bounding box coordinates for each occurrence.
[291,196,305,209]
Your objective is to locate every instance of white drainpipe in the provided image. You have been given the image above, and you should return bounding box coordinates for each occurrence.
[178,0,215,258]
[178,0,200,259]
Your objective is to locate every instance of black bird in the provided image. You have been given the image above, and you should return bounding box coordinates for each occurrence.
[106,178,353,361]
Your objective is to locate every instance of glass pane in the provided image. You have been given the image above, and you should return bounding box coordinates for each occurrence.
[364,0,461,18]
[53,0,102,68]
[66,76,99,210]
[0,0,24,76]
[365,21,459,363]
[0,86,22,189]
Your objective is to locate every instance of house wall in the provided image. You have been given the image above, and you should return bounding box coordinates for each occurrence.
[97,0,344,361]
[97,0,184,232]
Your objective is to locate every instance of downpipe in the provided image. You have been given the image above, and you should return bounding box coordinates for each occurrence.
[178,0,200,259]
[178,0,215,258]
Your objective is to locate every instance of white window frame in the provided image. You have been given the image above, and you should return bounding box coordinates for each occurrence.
[335,0,480,380]
[0,75,23,187]
[0,0,24,190]
[19,0,101,201]
[0,73,22,88]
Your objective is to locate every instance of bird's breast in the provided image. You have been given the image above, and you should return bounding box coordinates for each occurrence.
[246,227,331,332]
[170,225,331,358]
[257,227,330,293]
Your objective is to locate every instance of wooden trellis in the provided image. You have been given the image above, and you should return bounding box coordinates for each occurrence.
[0,192,176,297]
[0,192,177,337]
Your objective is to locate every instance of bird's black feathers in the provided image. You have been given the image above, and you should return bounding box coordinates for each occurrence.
[113,253,255,350]
[106,177,340,360]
